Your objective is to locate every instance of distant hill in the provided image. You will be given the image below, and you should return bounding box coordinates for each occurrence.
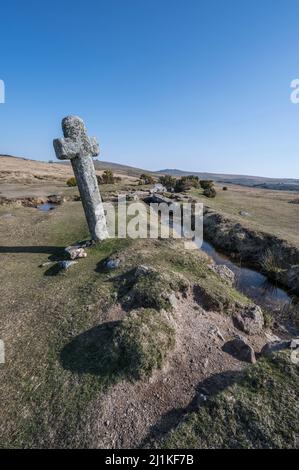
[1,154,298,191]
[93,160,156,178]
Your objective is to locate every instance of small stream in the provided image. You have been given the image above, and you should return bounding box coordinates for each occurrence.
[200,240,295,314]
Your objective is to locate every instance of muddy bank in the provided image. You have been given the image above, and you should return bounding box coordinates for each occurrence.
[203,208,299,295]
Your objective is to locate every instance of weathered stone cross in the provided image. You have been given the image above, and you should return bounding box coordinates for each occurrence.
[53,115,108,241]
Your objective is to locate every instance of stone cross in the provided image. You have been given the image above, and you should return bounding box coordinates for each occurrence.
[53,115,108,241]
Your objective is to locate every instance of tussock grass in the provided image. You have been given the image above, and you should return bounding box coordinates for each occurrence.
[260,248,285,276]
[115,265,189,311]
[114,308,175,380]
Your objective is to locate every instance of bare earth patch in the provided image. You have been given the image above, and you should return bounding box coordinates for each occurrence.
[83,297,268,449]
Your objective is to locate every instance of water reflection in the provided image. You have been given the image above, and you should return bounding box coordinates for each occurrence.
[37,203,57,212]
[201,240,295,314]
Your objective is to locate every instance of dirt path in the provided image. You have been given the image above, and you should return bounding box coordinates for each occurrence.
[83,297,268,449]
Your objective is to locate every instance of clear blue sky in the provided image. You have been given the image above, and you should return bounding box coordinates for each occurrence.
[1,0,299,178]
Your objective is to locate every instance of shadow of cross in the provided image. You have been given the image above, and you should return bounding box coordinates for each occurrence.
[53,115,108,241]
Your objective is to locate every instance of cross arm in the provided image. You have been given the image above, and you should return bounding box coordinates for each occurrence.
[53,138,79,160]
[53,136,99,160]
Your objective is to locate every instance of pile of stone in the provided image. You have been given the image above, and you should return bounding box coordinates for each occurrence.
[57,242,92,270]
[39,242,90,272]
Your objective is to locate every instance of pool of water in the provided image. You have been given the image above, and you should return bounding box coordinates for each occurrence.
[200,240,295,314]
[37,203,57,212]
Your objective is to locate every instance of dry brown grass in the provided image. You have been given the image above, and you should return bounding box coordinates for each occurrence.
[0,155,136,200]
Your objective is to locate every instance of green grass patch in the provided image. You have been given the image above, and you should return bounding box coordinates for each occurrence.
[162,352,299,449]
[114,308,175,379]
[115,265,189,311]
[147,242,249,311]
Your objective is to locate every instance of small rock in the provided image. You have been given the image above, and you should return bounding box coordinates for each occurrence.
[239,210,251,217]
[168,293,178,308]
[223,337,256,363]
[195,393,208,408]
[105,258,120,270]
[208,326,225,342]
[210,264,235,286]
[150,183,167,194]
[135,265,151,277]
[65,245,87,260]
[234,305,264,335]
[39,261,54,268]
[290,338,299,349]
[47,194,64,204]
[58,260,78,270]
[216,329,225,342]
[203,357,209,369]
[261,340,291,357]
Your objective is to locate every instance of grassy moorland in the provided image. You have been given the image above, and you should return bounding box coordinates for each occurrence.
[1,155,298,248]
[0,195,275,448]
[0,156,298,448]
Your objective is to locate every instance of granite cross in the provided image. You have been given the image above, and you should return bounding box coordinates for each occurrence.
[53,115,108,241]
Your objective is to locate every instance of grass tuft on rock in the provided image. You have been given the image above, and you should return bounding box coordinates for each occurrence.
[153,244,249,311]
[113,308,175,379]
[162,352,299,449]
